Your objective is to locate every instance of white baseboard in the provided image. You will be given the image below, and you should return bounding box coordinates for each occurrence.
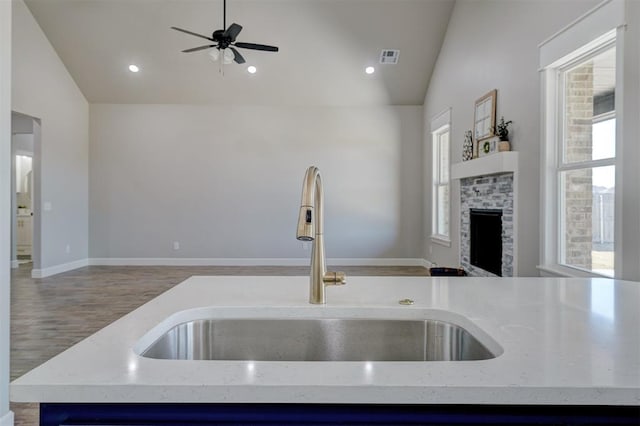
[10,260,18,269]
[0,411,14,426]
[31,258,89,278]
[89,258,309,266]
[421,259,436,268]
[329,258,427,267]
[89,258,428,267]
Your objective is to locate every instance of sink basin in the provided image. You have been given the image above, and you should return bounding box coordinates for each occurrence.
[140,318,497,361]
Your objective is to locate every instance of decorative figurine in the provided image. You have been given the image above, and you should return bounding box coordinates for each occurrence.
[463,130,473,161]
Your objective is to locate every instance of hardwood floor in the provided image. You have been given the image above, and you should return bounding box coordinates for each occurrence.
[10,263,429,425]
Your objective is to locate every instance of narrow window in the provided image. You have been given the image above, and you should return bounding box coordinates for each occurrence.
[431,116,450,243]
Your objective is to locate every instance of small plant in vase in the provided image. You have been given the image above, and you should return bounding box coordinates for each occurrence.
[495,117,513,152]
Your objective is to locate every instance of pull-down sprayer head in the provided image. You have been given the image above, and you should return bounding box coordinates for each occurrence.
[296,207,314,241]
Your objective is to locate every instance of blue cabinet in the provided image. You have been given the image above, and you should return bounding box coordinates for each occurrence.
[40,403,640,425]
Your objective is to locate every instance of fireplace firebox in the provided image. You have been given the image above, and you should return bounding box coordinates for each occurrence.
[470,209,503,276]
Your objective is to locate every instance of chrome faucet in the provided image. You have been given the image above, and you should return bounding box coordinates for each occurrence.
[296,166,346,304]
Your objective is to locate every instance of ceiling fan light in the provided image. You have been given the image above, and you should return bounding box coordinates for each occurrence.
[223,49,234,64]
[208,48,220,61]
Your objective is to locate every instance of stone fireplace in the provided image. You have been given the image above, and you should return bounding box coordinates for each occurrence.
[460,174,514,277]
[451,152,519,277]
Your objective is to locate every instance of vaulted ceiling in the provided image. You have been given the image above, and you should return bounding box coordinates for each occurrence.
[23,0,454,106]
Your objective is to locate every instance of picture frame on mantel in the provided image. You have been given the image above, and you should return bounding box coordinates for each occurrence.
[473,89,497,144]
[478,135,500,158]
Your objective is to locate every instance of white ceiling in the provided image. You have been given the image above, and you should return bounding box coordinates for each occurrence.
[23,0,455,106]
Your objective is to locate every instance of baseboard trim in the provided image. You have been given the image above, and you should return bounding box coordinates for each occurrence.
[330,258,427,267]
[0,411,14,426]
[10,260,18,269]
[89,258,428,267]
[89,258,309,267]
[31,258,89,278]
[421,259,436,269]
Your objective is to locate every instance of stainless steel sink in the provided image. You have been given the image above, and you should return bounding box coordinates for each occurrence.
[140,318,496,361]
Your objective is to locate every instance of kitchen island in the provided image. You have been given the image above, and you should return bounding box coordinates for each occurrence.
[11,276,640,424]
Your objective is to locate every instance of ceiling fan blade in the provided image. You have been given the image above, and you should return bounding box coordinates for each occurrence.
[234,42,279,52]
[181,45,216,53]
[229,47,246,64]
[170,26,215,42]
[224,23,243,42]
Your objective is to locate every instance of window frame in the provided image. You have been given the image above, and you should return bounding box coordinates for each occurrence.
[540,29,620,278]
[430,109,451,246]
[556,43,616,275]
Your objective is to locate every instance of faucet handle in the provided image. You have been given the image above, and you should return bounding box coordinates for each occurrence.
[323,271,346,286]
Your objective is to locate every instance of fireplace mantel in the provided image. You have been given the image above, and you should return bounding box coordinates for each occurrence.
[451,152,519,179]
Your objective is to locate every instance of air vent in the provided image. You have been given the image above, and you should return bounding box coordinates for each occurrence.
[379,49,400,64]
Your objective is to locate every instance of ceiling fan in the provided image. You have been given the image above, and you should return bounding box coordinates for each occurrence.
[171,0,279,65]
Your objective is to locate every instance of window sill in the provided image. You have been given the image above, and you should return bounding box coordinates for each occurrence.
[537,264,614,279]
[430,236,451,247]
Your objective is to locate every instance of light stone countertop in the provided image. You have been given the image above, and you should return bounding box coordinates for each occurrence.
[10,275,640,405]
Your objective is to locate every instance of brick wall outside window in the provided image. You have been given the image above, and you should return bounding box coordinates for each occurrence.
[563,63,594,269]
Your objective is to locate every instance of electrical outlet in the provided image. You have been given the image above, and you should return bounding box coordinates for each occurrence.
[44,202,52,211]
[65,244,71,254]
[429,245,433,255]
[173,241,180,251]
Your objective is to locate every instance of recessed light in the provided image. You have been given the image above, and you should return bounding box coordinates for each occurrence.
[128,64,140,73]
[247,65,257,74]
[365,66,375,74]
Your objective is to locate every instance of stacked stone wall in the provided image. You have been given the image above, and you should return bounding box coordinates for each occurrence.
[460,173,514,277]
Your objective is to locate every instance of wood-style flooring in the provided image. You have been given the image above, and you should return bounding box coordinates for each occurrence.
[10,263,429,426]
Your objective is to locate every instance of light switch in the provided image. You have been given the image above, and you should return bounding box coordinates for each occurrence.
[44,202,52,211]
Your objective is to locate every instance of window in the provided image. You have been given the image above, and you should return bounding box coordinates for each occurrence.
[431,109,450,244]
[541,15,620,277]
[557,44,616,277]
[540,0,640,281]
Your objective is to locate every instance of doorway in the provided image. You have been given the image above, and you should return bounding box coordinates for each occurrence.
[11,111,41,273]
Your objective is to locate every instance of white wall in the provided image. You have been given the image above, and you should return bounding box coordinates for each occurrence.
[12,0,89,271]
[90,104,423,261]
[422,0,600,276]
[0,0,12,423]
